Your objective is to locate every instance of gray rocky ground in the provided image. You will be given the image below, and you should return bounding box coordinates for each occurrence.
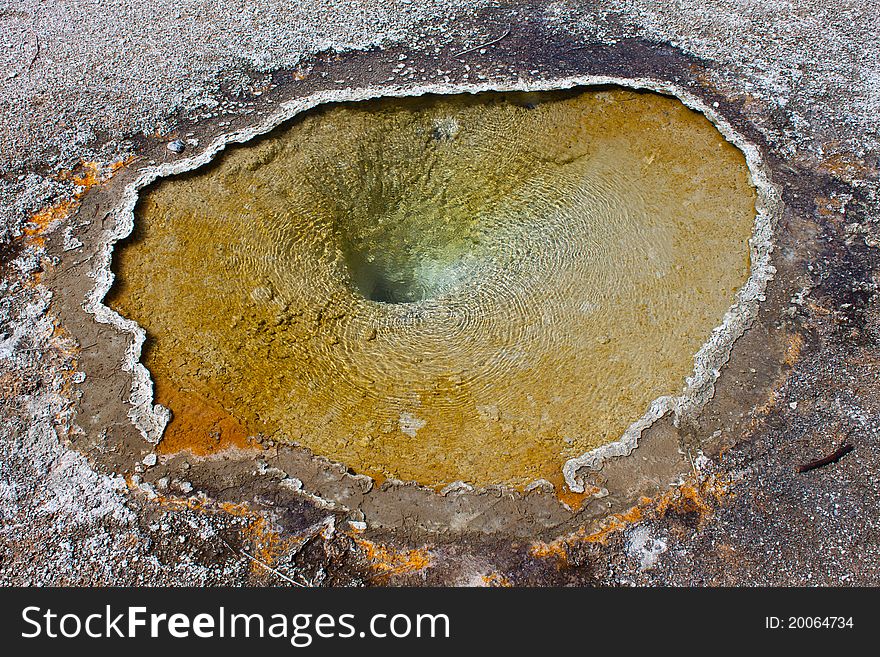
[1,0,878,585]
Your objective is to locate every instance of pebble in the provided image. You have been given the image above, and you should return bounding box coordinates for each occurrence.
[166,139,185,154]
[142,453,157,467]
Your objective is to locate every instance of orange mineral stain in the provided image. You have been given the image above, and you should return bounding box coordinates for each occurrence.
[531,475,730,564]
[152,373,256,456]
[355,537,433,579]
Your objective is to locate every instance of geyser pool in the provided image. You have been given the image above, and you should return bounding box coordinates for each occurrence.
[108,87,757,489]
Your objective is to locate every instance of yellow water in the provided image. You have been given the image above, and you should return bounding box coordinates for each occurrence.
[108,87,756,488]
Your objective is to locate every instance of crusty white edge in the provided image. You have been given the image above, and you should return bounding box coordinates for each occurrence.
[84,75,779,495]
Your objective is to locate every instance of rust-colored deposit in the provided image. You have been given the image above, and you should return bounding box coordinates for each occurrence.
[355,537,433,580]
[153,372,258,456]
[531,476,731,564]
[22,160,129,256]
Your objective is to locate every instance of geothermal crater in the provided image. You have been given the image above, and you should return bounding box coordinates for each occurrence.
[107,86,757,489]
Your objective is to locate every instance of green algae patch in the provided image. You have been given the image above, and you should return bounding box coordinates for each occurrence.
[107,87,757,489]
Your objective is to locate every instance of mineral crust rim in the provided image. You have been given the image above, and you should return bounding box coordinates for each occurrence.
[84,74,780,498]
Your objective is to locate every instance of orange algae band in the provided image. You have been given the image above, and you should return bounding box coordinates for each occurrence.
[108,87,757,489]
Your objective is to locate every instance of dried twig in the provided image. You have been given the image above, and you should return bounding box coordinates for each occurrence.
[686,448,698,479]
[218,536,306,587]
[797,444,854,473]
[452,25,511,58]
[6,33,40,80]
[27,33,40,73]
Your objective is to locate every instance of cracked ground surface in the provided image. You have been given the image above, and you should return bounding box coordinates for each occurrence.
[1,0,879,586]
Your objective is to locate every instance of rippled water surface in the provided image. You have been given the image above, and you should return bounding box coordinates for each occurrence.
[109,88,756,488]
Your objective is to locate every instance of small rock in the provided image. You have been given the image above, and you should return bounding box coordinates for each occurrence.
[166,139,185,154]
[138,482,158,499]
[142,453,157,467]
